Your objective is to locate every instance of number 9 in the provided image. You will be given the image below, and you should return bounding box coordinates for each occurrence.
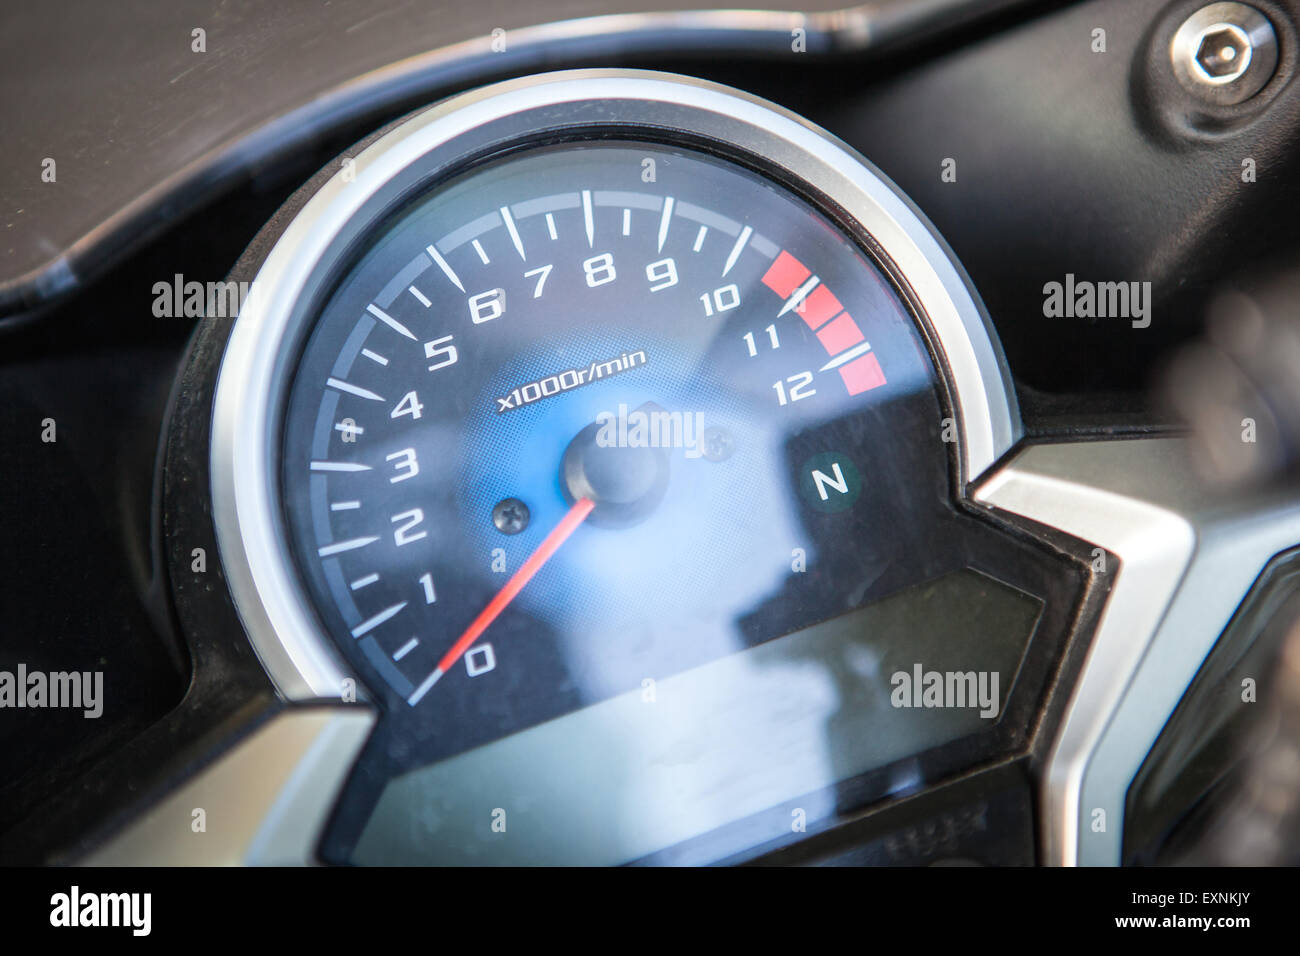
[645,257,678,292]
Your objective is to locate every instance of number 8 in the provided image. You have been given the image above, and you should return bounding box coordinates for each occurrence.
[583,253,616,287]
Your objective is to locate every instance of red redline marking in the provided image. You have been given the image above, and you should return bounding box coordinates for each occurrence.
[816,312,865,354]
[436,497,595,675]
[796,285,844,330]
[839,352,888,395]
[762,250,878,397]
[761,250,811,298]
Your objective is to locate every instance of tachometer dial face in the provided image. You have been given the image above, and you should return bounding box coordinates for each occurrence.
[282,140,952,764]
[208,74,1038,865]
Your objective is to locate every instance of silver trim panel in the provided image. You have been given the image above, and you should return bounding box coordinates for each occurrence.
[977,437,1300,865]
[84,709,374,866]
[211,69,1020,703]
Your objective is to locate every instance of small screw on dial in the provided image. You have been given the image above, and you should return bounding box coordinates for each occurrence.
[700,426,735,462]
[492,497,530,535]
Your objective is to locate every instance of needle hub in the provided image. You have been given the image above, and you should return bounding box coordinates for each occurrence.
[561,415,670,528]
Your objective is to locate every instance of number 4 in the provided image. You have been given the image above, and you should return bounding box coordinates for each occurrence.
[392,391,423,420]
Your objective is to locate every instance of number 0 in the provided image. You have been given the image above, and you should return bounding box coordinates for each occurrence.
[466,644,496,676]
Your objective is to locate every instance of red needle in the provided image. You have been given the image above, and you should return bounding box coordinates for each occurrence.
[434,496,595,678]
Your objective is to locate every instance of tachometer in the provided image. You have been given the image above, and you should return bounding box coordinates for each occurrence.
[202,71,1031,865]
[285,138,938,716]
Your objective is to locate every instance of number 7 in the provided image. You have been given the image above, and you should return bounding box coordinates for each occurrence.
[524,264,553,298]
